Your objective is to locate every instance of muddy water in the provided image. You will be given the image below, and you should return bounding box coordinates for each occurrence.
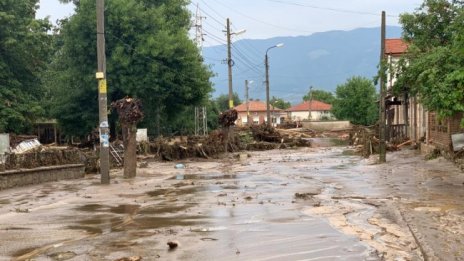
[0,146,463,260]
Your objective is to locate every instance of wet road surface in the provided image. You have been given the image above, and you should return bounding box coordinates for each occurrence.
[1,142,463,260]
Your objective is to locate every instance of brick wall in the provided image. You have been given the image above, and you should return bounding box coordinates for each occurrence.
[429,112,464,151]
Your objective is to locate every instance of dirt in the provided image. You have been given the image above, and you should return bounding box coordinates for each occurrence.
[0,144,463,260]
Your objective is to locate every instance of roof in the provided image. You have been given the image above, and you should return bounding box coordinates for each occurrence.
[385,38,408,56]
[287,100,332,112]
[234,100,282,112]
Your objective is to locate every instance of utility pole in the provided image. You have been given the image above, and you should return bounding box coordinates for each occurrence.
[265,53,271,126]
[194,4,207,136]
[379,11,387,163]
[245,80,250,125]
[226,18,234,109]
[96,0,110,184]
[308,86,313,120]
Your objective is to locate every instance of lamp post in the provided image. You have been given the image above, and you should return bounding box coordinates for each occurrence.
[265,43,284,126]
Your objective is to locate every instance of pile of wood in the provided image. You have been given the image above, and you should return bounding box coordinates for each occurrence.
[111,97,144,124]
[218,109,238,127]
[149,130,241,161]
[251,124,282,142]
[350,125,404,158]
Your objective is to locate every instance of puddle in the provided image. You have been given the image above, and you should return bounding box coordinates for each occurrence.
[190,226,228,232]
[0,198,11,204]
[109,204,140,215]
[138,204,192,215]
[67,225,103,235]
[169,173,250,180]
[147,186,204,197]
[132,215,205,229]
[48,251,77,261]
[75,204,106,212]
[12,247,39,258]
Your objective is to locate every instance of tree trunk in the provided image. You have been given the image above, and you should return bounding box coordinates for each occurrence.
[123,123,137,178]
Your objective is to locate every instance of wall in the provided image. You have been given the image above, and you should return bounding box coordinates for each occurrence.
[290,111,334,121]
[0,164,85,190]
[302,121,351,131]
[429,112,464,151]
[236,111,286,127]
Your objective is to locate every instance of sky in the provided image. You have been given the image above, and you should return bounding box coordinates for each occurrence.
[37,0,424,44]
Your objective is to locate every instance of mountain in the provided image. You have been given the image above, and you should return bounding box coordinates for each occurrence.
[202,26,402,104]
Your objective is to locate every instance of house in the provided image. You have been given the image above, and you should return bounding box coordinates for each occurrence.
[287,100,334,121]
[234,100,286,127]
[385,38,463,151]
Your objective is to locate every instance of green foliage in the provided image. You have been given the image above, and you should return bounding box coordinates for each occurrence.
[46,0,213,137]
[215,93,242,112]
[303,89,335,104]
[396,0,464,119]
[332,76,378,126]
[0,0,52,133]
[270,96,291,109]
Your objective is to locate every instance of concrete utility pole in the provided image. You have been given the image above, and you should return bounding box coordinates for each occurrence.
[226,18,234,109]
[379,11,387,163]
[245,80,250,125]
[96,0,110,184]
[308,86,313,120]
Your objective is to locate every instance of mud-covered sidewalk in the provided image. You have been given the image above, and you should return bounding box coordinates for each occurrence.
[0,143,463,260]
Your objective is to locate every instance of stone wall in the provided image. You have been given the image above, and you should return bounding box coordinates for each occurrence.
[3,149,82,170]
[0,164,85,190]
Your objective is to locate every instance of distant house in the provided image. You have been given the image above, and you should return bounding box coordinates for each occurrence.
[287,100,334,121]
[234,100,286,127]
[385,38,463,151]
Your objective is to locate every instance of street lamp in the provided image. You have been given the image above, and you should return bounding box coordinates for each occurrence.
[265,43,284,126]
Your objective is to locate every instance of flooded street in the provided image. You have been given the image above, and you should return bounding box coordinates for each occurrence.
[1,142,464,260]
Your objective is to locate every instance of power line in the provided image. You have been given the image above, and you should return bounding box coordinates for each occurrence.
[262,0,399,18]
[212,0,316,34]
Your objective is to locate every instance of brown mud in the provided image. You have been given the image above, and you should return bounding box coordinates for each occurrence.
[0,141,463,260]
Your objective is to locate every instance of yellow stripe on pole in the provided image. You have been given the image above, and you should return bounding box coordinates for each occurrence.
[99,79,107,94]
[229,100,234,108]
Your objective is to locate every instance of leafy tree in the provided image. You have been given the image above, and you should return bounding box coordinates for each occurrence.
[215,93,241,112]
[395,0,464,120]
[46,0,213,137]
[270,96,291,109]
[303,89,335,105]
[0,0,51,133]
[332,76,378,126]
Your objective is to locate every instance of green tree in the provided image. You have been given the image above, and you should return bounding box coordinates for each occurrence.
[396,0,464,120]
[46,0,213,137]
[303,89,335,105]
[0,0,51,133]
[270,96,291,109]
[215,93,242,112]
[332,76,378,126]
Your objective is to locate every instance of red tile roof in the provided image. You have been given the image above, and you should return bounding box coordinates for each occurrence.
[234,100,282,112]
[287,100,332,112]
[385,38,408,56]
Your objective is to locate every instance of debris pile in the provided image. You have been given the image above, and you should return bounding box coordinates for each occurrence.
[149,130,241,161]
[111,97,144,124]
[218,109,238,127]
[350,125,404,157]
